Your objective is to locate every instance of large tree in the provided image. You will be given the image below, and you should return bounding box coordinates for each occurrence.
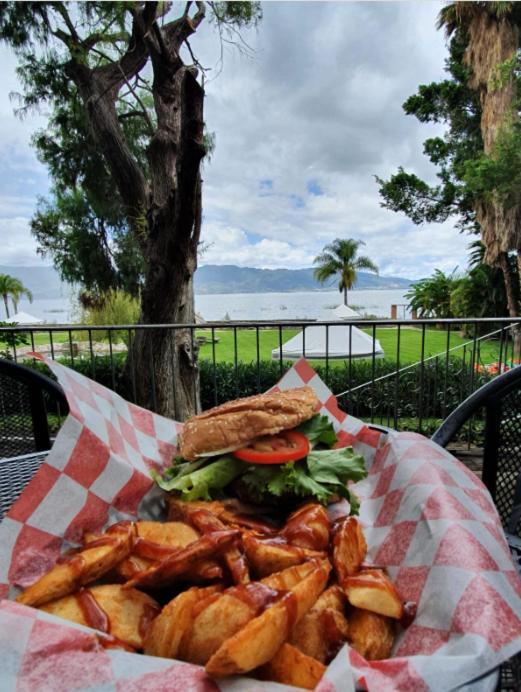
[377,2,521,341]
[0,2,260,419]
[313,238,378,306]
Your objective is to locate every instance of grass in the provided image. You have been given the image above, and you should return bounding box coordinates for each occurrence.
[195,326,503,366]
[1,325,505,367]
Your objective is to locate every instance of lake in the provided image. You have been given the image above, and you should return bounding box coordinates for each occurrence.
[12,288,410,324]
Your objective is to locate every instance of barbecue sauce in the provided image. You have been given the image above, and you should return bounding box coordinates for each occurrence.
[281,504,330,551]
[76,588,110,633]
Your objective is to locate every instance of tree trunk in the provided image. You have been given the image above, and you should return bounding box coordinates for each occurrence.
[131,66,205,420]
[498,251,521,358]
[343,286,348,306]
[64,6,207,420]
[466,12,521,265]
[3,295,9,319]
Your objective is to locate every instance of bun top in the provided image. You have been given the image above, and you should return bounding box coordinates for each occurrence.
[178,386,319,461]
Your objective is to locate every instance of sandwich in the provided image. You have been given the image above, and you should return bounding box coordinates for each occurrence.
[153,387,366,512]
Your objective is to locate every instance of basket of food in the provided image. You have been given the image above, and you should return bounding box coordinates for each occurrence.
[0,357,520,691]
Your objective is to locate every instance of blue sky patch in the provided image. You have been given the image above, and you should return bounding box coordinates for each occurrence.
[306,180,323,196]
[290,194,305,209]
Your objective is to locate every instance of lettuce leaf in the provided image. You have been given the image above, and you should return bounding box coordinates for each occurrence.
[153,430,367,513]
[306,447,367,485]
[297,414,338,448]
[152,456,244,501]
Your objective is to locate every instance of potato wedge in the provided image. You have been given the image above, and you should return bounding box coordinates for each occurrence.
[291,585,349,663]
[143,585,222,658]
[261,560,318,591]
[169,496,278,536]
[258,642,326,690]
[179,559,329,666]
[244,534,325,578]
[343,569,403,619]
[281,503,330,551]
[333,516,367,582]
[205,560,331,677]
[17,523,136,607]
[175,506,249,584]
[39,584,160,649]
[114,518,222,583]
[136,520,199,547]
[124,529,241,590]
[347,607,395,660]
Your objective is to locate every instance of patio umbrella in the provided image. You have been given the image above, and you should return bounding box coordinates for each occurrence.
[8,311,43,325]
[271,322,384,360]
[331,304,363,320]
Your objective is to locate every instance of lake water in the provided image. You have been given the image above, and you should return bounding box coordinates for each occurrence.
[12,288,410,324]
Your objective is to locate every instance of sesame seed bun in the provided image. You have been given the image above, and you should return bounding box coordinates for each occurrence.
[178,387,320,461]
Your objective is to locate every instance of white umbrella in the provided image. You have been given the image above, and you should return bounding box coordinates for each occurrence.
[331,304,362,320]
[8,311,43,325]
[271,323,384,360]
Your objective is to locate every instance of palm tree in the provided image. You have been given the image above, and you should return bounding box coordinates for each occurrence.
[10,278,33,314]
[0,274,33,319]
[313,239,378,306]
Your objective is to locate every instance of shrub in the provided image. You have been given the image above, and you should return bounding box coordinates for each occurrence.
[23,355,490,444]
[78,289,140,344]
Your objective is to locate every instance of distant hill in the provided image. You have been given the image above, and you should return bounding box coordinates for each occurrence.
[0,263,413,298]
[194,265,412,294]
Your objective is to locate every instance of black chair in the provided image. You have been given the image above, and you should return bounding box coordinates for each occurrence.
[0,359,69,458]
[432,367,521,692]
[432,365,521,540]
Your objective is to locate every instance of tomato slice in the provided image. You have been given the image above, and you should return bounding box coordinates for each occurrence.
[232,430,310,464]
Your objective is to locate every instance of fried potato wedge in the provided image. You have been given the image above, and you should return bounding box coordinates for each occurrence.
[17,523,135,607]
[333,516,367,582]
[343,569,403,619]
[244,534,325,578]
[143,585,222,658]
[39,584,160,649]
[114,520,222,583]
[205,560,331,677]
[181,560,330,666]
[291,585,349,663]
[168,497,278,535]
[135,520,199,547]
[124,530,241,590]
[347,607,395,660]
[261,560,318,591]
[258,643,326,690]
[179,506,249,584]
[281,503,330,551]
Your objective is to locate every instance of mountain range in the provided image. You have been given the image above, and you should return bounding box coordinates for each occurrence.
[1,264,412,299]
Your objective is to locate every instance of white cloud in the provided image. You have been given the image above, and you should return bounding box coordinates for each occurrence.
[0,217,49,266]
[0,1,471,279]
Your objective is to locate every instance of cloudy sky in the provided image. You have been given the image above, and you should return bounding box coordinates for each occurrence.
[0,1,472,280]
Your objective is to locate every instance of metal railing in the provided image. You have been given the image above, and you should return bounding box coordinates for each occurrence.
[1,317,520,445]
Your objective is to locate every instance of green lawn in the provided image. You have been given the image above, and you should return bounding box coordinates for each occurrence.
[196,326,502,366]
[1,325,504,367]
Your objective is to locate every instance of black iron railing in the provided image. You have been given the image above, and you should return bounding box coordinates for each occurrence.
[1,317,520,444]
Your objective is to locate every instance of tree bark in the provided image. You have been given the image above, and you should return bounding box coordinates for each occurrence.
[63,5,206,420]
[343,286,348,306]
[498,251,521,358]
[3,295,9,319]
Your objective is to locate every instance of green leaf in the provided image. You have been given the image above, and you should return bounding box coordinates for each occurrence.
[153,456,244,501]
[296,414,338,448]
[306,447,367,485]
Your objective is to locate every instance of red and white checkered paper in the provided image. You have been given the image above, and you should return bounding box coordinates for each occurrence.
[1,356,520,691]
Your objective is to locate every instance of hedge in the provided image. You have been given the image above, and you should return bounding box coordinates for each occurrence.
[21,353,490,442]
